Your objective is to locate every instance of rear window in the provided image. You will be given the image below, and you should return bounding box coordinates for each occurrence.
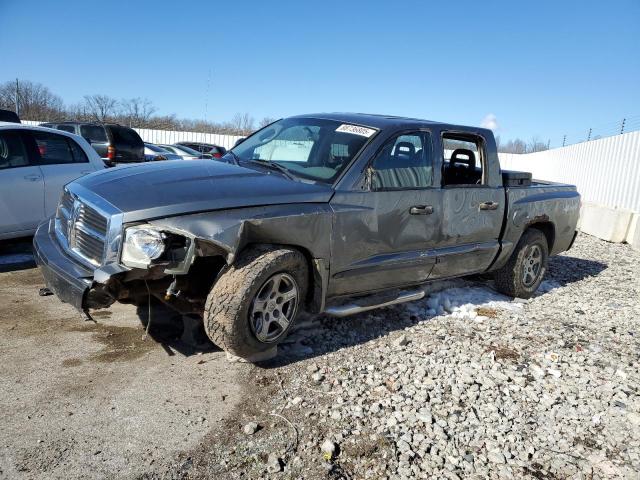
[32,131,88,164]
[80,125,107,143]
[56,125,75,133]
[109,126,143,146]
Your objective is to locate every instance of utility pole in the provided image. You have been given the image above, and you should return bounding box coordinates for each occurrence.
[620,118,626,135]
[587,128,592,141]
[15,78,19,116]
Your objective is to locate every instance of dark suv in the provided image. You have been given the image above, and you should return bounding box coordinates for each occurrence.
[176,141,226,158]
[40,122,144,166]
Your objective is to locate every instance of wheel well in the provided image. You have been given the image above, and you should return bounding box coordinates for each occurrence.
[527,222,555,251]
[235,242,320,312]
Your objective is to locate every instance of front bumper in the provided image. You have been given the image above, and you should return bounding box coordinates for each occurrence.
[33,219,94,311]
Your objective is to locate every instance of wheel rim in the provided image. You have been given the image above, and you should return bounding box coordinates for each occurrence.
[250,272,299,343]
[522,244,543,287]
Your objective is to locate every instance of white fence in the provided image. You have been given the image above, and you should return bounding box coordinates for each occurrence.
[133,128,243,150]
[22,121,243,150]
[498,130,640,213]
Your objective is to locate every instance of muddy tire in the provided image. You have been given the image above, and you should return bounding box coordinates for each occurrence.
[203,246,307,358]
[494,228,549,299]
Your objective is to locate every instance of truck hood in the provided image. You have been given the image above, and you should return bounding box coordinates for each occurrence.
[72,160,334,221]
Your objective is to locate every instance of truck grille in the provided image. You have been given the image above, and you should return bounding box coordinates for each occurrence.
[56,190,108,266]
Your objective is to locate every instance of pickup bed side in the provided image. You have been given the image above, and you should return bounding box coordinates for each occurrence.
[490,180,580,271]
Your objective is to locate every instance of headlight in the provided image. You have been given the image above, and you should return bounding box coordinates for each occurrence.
[121,226,166,267]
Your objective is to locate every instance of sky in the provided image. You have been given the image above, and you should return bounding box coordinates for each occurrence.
[1,0,639,145]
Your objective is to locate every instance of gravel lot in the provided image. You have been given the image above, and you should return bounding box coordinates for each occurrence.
[1,233,639,479]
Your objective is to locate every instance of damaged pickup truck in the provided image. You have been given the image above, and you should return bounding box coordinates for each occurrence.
[34,113,580,358]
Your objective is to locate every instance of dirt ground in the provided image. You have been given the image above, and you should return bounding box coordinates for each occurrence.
[0,242,246,480]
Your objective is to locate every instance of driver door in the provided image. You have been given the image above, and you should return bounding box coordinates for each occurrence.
[329,131,442,296]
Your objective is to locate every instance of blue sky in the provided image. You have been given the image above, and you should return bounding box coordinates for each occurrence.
[1,0,639,145]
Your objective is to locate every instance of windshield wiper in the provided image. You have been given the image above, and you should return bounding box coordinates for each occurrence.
[247,159,297,181]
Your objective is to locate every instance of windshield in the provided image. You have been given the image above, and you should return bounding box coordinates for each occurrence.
[173,145,201,155]
[228,117,377,183]
[145,143,166,152]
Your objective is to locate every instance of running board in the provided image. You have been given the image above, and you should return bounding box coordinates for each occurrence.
[324,288,425,317]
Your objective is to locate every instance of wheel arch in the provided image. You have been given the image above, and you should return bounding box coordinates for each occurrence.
[234,242,327,314]
[526,220,555,251]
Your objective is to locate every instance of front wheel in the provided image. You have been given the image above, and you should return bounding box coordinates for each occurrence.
[493,229,549,298]
[203,246,307,358]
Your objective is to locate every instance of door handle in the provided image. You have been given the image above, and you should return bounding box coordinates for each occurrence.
[81,170,93,174]
[23,174,41,182]
[479,201,499,211]
[410,205,434,215]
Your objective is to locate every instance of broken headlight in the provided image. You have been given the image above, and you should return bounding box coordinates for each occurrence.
[121,226,166,268]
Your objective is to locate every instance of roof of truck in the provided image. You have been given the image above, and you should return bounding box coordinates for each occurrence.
[292,112,491,135]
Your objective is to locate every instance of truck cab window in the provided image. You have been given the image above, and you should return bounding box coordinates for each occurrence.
[442,134,485,186]
[370,132,432,190]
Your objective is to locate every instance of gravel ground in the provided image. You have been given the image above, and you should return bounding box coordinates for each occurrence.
[1,233,638,479]
[154,233,639,480]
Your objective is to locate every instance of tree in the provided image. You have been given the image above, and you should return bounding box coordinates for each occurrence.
[82,94,118,122]
[526,136,549,153]
[120,97,156,127]
[258,116,277,128]
[230,112,255,134]
[0,79,64,121]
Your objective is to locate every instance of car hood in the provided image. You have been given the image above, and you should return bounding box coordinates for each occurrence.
[72,160,334,222]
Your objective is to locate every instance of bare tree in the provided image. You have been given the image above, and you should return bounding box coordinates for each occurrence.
[120,97,156,127]
[229,112,255,134]
[0,79,64,121]
[258,116,277,128]
[526,136,549,153]
[82,94,118,122]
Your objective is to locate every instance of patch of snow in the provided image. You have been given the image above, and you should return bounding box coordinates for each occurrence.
[404,285,523,321]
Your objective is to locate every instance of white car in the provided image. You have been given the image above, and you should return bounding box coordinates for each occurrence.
[0,122,105,240]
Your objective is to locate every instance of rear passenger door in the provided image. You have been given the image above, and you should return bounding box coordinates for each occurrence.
[430,132,505,278]
[28,131,95,217]
[0,129,45,236]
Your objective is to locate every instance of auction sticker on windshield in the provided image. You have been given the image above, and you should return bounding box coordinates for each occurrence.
[335,124,377,137]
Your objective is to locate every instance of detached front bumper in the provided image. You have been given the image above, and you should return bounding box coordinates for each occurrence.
[33,219,94,311]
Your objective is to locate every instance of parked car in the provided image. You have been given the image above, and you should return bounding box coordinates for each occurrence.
[176,141,226,158]
[39,122,144,167]
[34,113,580,360]
[144,143,182,162]
[157,144,212,160]
[0,109,21,123]
[0,122,104,240]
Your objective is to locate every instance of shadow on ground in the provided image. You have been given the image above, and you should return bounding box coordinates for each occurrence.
[0,237,35,273]
[545,254,607,286]
[131,298,222,357]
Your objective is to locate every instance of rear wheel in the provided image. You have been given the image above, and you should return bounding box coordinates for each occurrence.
[203,246,307,358]
[494,228,549,298]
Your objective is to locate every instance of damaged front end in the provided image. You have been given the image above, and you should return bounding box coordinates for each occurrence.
[34,184,230,317]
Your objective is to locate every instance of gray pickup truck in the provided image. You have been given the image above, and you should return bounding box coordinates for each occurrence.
[34,113,580,358]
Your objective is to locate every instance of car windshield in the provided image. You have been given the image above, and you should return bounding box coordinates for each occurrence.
[145,143,166,152]
[175,145,202,155]
[228,117,377,183]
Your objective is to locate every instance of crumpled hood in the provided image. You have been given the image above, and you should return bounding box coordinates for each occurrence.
[72,160,334,221]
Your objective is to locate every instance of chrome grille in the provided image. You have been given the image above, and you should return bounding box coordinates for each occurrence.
[55,190,108,266]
